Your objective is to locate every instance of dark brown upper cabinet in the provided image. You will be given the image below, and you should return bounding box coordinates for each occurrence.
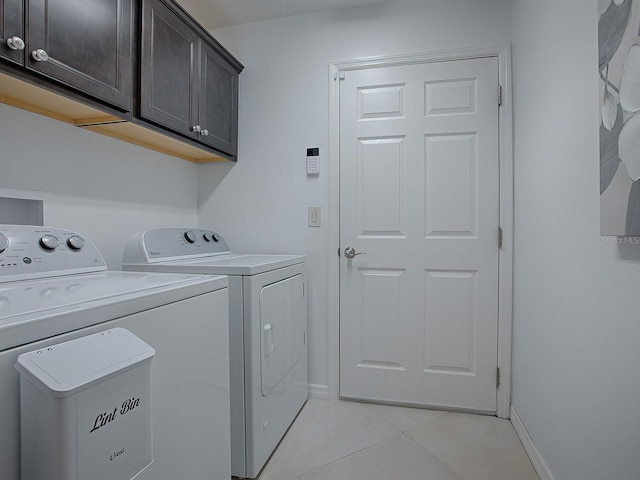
[199,41,238,155]
[140,0,199,139]
[0,0,24,65]
[141,0,241,158]
[0,0,241,163]
[26,0,133,111]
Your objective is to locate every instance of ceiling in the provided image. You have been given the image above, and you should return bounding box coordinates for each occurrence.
[175,0,394,30]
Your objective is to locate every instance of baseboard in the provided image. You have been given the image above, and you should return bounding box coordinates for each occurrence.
[510,406,555,480]
[308,383,329,400]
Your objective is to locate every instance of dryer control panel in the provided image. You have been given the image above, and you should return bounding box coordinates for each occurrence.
[0,225,106,282]
[123,228,231,264]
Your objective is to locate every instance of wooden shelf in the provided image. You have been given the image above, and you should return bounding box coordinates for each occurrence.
[0,71,228,163]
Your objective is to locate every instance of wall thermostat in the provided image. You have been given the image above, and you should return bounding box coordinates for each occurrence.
[306,148,320,176]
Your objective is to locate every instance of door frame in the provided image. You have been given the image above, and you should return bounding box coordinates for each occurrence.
[327,44,513,419]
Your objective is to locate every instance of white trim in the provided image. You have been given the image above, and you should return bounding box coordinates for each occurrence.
[327,44,514,416]
[510,406,555,480]
[308,383,329,400]
[496,43,514,419]
[327,60,341,401]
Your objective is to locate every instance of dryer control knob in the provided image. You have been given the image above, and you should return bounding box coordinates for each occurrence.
[184,230,197,244]
[211,233,219,242]
[67,235,85,250]
[203,233,212,242]
[0,233,8,254]
[40,234,59,250]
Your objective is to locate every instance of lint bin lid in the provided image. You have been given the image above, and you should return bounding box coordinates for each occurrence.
[15,328,155,398]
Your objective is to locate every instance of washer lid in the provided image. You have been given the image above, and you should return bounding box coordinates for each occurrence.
[0,271,227,351]
[129,253,306,276]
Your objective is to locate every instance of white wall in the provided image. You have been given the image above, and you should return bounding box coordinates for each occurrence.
[511,1,640,479]
[0,104,198,268]
[198,0,512,389]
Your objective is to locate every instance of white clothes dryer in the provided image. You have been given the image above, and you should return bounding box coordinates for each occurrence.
[123,227,308,479]
[0,225,231,480]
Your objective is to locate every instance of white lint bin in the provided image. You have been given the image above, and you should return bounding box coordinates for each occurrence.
[15,328,155,480]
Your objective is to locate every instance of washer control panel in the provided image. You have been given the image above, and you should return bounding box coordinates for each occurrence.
[0,225,106,281]
[124,228,231,264]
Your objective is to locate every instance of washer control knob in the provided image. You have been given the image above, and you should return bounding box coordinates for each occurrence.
[184,230,197,244]
[203,232,212,242]
[0,233,9,254]
[67,235,85,250]
[212,233,219,242]
[40,234,59,250]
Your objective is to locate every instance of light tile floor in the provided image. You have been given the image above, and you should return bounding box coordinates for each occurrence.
[254,399,539,480]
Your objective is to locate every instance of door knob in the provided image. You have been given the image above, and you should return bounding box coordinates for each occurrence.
[344,247,365,259]
[191,125,201,133]
[6,36,25,51]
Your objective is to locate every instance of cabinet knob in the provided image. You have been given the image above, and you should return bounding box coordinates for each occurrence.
[201,129,209,136]
[32,49,49,62]
[6,36,25,51]
[191,125,201,133]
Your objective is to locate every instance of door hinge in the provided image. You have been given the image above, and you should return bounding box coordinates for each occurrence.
[498,226,503,250]
[498,84,503,106]
[334,71,346,81]
[338,247,341,257]
[496,367,501,388]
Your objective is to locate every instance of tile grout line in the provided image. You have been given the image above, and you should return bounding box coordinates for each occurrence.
[294,432,408,479]
[399,430,472,480]
[289,401,405,477]
[361,405,473,480]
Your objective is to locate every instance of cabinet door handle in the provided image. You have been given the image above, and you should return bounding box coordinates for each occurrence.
[6,36,25,51]
[32,49,49,62]
[191,125,201,133]
[201,129,209,136]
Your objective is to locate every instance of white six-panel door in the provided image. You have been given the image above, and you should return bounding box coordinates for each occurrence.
[339,57,500,412]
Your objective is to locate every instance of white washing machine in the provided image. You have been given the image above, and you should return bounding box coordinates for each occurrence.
[123,227,308,479]
[0,225,231,480]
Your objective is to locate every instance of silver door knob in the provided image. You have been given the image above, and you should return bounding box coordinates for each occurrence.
[32,48,48,62]
[7,36,25,51]
[201,129,209,136]
[344,247,365,258]
[191,125,201,133]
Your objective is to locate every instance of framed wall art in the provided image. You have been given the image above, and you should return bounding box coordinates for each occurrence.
[599,0,640,235]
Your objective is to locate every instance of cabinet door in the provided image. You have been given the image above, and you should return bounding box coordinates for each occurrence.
[140,0,199,139]
[26,0,132,111]
[199,41,239,156]
[0,0,23,65]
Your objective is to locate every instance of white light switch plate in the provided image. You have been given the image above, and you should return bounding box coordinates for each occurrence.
[308,207,321,227]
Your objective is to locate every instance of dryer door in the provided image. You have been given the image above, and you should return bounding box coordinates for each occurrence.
[260,274,306,395]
